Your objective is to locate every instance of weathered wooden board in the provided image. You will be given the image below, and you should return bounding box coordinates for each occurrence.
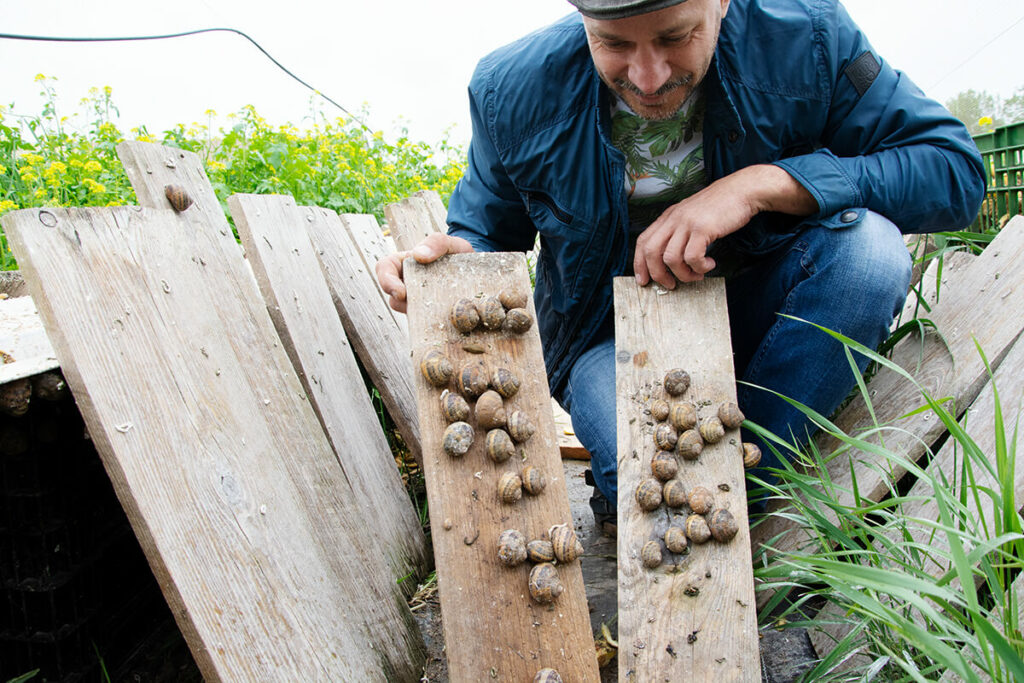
[385,195,438,253]
[405,252,599,682]
[752,218,1024,562]
[614,277,759,682]
[3,206,425,681]
[896,250,976,327]
[0,295,59,384]
[228,193,428,586]
[413,189,450,234]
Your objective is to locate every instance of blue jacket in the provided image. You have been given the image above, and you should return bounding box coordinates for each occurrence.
[446,0,986,395]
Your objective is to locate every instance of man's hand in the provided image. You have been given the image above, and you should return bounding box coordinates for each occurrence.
[376,232,475,313]
[634,164,817,288]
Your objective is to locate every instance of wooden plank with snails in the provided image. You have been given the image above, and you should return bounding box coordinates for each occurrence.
[2,205,426,681]
[405,252,600,683]
[614,277,760,683]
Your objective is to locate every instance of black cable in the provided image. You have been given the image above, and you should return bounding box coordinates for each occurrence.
[0,28,373,132]
[926,13,1024,91]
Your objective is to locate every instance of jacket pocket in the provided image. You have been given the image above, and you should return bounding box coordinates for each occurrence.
[525,191,600,300]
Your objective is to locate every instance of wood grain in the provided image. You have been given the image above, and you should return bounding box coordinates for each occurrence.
[405,252,599,682]
[614,277,759,683]
[3,206,425,681]
[385,195,438,252]
[228,194,428,587]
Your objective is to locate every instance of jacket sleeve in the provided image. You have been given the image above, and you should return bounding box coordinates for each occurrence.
[772,1,986,234]
[445,68,538,253]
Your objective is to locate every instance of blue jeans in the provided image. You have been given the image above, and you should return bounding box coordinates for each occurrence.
[555,211,913,507]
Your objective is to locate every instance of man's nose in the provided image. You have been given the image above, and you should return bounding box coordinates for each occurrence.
[627,45,672,94]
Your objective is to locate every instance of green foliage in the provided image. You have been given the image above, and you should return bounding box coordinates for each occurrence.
[946,84,1024,134]
[0,76,466,270]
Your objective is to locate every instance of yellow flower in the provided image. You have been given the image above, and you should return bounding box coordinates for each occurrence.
[69,159,83,168]
[23,153,43,167]
[979,116,994,127]
[103,85,112,97]
[207,160,226,171]
[83,160,103,174]
[20,171,38,183]
[0,164,6,175]
[83,178,106,194]
[0,199,18,213]
[34,73,47,82]
[34,188,47,199]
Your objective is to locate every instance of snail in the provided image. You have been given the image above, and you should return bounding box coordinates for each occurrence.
[651,450,679,481]
[485,429,516,463]
[420,350,453,387]
[677,429,704,460]
[649,398,670,422]
[641,540,663,569]
[528,563,563,604]
[442,422,474,457]
[663,480,687,508]
[450,298,480,333]
[490,367,521,398]
[709,508,739,542]
[498,471,523,504]
[549,523,584,564]
[497,529,528,566]
[665,526,688,554]
[503,308,533,334]
[507,410,536,444]
[685,514,712,544]
[533,668,563,683]
[635,478,663,511]
[475,390,507,430]
[164,184,193,212]
[478,295,506,330]
[455,362,489,399]
[698,416,726,444]
[499,288,529,311]
[439,390,470,423]
[718,401,745,429]
[653,423,678,451]
[527,539,555,563]
[669,402,697,431]
[742,442,762,468]
[521,465,546,495]
[688,486,714,515]
[663,368,691,396]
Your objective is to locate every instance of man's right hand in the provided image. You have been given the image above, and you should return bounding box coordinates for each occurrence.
[376,232,475,313]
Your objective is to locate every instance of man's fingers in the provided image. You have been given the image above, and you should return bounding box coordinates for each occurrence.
[411,233,475,263]
[376,251,410,311]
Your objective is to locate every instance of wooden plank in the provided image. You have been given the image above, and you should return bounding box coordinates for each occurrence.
[3,206,425,681]
[553,399,590,460]
[614,277,760,682]
[340,211,400,295]
[0,295,59,384]
[228,194,428,586]
[752,217,1024,563]
[385,195,437,252]
[896,250,976,327]
[412,189,449,233]
[405,252,600,682]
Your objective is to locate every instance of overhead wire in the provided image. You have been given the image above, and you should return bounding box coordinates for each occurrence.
[926,12,1024,90]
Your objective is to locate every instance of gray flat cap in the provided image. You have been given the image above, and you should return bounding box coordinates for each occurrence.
[567,0,689,19]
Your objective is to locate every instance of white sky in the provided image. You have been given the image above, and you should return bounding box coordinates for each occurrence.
[1,0,1022,147]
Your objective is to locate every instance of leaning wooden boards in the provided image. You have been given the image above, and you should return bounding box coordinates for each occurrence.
[614,277,760,682]
[405,253,600,682]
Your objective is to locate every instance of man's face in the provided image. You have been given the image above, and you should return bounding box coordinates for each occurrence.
[583,0,730,120]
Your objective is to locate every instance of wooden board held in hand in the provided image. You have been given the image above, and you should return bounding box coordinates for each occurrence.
[614,277,759,683]
[405,252,600,682]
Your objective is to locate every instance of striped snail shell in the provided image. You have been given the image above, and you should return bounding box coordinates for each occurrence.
[420,350,453,387]
[653,423,678,451]
[455,362,489,399]
[439,390,470,423]
[549,523,583,564]
[164,184,193,212]
[528,563,563,603]
[649,398,670,422]
[533,668,563,683]
[663,480,687,508]
[497,529,527,567]
[699,416,726,444]
[677,429,704,461]
[503,308,533,334]
[685,514,712,544]
[742,442,762,468]
[641,540,663,569]
[665,526,688,554]
[718,401,745,429]
[709,508,739,542]
[478,296,506,330]
[498,472,523,504]
[490,367,521,398]
[635,478,663,511]
[442,421,473,457]
[521,465,546,495]
[651,450,678,481]
[499,288,529,311]
[663,368,691,396]
[450,298,480,333]
[507,410,536,443]
[475,390,507,430]
[669,402,697,431]
[688,486,714,515]
[485,429,516,463]
[527,539,556,563]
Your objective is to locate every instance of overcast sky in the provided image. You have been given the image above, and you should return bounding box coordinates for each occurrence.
[2,0,1021,147]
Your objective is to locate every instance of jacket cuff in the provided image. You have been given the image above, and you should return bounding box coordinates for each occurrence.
[772,149,863,218]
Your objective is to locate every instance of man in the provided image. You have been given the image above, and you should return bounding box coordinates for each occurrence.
[378,0,985,533]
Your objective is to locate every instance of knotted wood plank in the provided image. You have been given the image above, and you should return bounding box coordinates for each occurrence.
[614,277,760,683]
[405,252,600,682]
[3,206,425,681]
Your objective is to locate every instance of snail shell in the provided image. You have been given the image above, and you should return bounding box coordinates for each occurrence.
[685,514,712,544]
[709,508,739,542]
[649,398,670,422]
[669,402,697,431]
[718,401,745,429]
[490,367,521,398]
[665,526,688,554]
[651,450,679,481]
[528,563,563,604]
[478,296,506,330]
[164,184,193,212]
[497,528,527,566]
[442,421,474,457]
[533,668,563,683]
[455,362,489,399]
[653,423,678,451]
[503,308,533,334]
[527,540,556,563]
[499,288,529,311]
[641,540,663,569]
[688,486,714,515]
[742,442,762,468]
[498,471,523,504]
[485,429,516,463]
[450,298,480,333]
[475,390,507,430]
[663,368,691,396]
[677,429,704,460]
[663,480,687,508]
[420,350,453,387]
[521,465,547,495]
[507,410,536,443]
[549,523,584,564]
[439,390,470,423]
[635,478,663,511]
[698,416,726,444]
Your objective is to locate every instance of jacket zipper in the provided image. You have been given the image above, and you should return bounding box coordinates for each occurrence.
[528,192,574,225]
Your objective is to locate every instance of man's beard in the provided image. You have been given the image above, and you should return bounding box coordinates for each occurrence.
[612,74,695,120]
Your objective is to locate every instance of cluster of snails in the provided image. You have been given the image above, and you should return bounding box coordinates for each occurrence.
[449,289,534,336]
[497,523,583,605]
